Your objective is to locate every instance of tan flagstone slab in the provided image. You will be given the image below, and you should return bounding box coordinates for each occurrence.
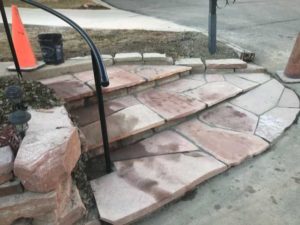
[205,59,247,69]
[87,66,146,93]
[235,63,266,73]
[73,70,94,83]
[175,58,205,73]
[81,104,165,149]
[91,152,226,224]
[205,74,225,82]
[111,130,198,161]
[184,81,242,106]
[230,79,285,115]
[41,75,93,102]
[237,73,271,84]
[224,74,259,91]
[158,78,206,93]
[176,119,269,166]
[119,65,191,81]
[137,89,206,121]
[278,88,300,108]
[255,107,300,142]
[199,103,259,134]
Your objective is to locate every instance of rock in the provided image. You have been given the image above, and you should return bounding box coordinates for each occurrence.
[14,107,81,193]
[114,53,143,64]
[0,179,23,197]
[0,146,14,176]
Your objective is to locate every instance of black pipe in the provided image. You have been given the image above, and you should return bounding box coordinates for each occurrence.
[0,0,22,79]
[92,52,112,173]
[1,0,112,172]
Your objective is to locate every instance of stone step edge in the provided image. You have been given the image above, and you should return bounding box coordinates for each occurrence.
[65,66,192,109]
[1,52,265,81]
[84,84,261,157]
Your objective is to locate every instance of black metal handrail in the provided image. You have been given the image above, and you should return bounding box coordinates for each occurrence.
[0,0,112,172]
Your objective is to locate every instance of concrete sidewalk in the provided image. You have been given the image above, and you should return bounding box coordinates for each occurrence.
[0,6,196,32]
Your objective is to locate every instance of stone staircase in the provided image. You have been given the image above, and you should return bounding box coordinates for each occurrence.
[40,59,300,225]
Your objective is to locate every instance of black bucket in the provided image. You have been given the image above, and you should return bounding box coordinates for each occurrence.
[38,33,64,65]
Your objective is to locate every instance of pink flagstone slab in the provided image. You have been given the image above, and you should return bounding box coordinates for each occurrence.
[40,75,93,102]
[87,66,146,93]
[205,59,247,69]
[184,81,242,106]
[119,65,191,81]
[237,73,271,84]
[278,88,300,108]
[91,152,226,224]
[199,103,258,134]
[0,146,14,176]
[186,74,206,82]
[81,104,165,149]
[14,107,81,192]
[224,74,259,91]
[205,74,225,82]
[230,79,285,115]
[74,70,94,83]
[137,89,206,121]
[176,119,269,166]
[111,130,198,161]
[255,107,300,142]
[158,78,206,93]
[105,95,140,116]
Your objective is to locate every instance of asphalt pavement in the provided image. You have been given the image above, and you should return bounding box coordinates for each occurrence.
[103,0,300,72]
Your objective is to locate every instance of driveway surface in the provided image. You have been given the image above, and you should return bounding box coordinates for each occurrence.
[103,0,300,72]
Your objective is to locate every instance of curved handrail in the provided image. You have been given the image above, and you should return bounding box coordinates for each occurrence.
[20,0,109,87]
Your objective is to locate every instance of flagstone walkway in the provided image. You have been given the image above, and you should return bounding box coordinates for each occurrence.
[40,60,299,225]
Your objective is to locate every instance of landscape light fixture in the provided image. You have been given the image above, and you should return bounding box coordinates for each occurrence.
[5,85,23,105]
[8,110,31,138]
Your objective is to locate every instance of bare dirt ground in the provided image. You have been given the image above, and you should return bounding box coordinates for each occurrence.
[0,26,237,62]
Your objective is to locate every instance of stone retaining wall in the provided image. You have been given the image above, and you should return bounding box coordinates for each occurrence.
[0,107,86,225]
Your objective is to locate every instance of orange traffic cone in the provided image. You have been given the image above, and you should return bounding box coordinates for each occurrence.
[9,5,44,71]
[284,33,300,79]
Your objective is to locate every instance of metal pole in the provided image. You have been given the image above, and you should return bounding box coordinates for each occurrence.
[92,51,112,173]
[208,0,217,54]
[0,0,22,79]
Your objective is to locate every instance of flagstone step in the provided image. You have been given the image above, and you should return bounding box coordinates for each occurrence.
[76,72,273,153]
[40,65,192,105]
[90,81,299,224]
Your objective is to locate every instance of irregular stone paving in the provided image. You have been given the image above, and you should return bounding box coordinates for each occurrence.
[230,79,284,115]
[199,102,259,134]
[90,75,300,224]
[91,152,226,225]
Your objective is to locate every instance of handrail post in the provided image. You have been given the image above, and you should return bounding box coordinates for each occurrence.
[208,0,217,54]
[91,51,112,173]
[0,0,22,79]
